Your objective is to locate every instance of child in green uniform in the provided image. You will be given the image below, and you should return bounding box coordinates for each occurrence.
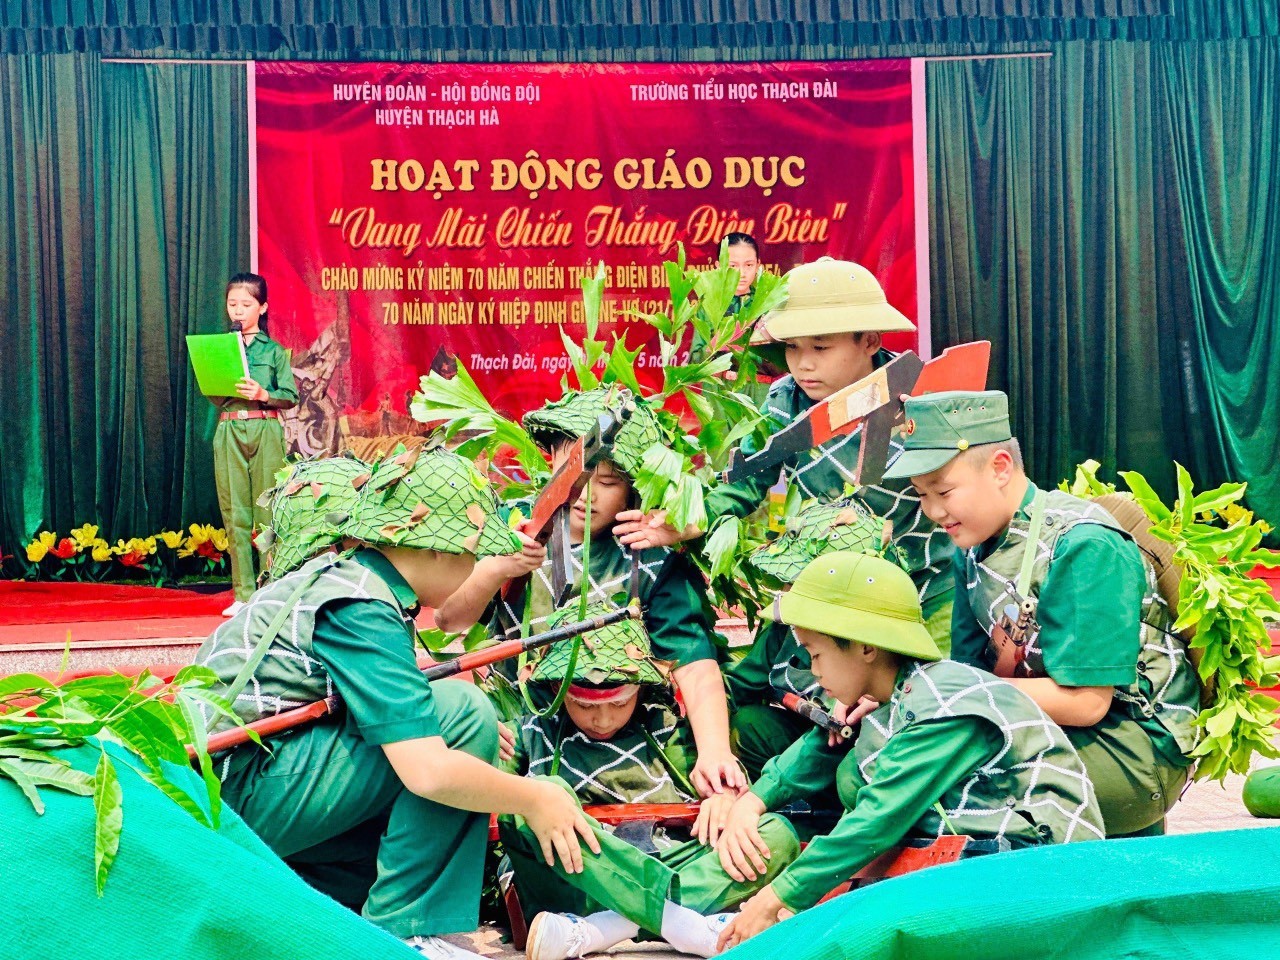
[499,606,799,960]
[883,390,1201,836]
[477,388,742,797]
[614,256,956,649]
[195,444,601,960]
[726,497,897,778]
[211,273,299,615]
[714,552,1104,951]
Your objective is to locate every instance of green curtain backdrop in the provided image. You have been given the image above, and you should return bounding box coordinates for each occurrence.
[928,38,1280,517]
[0,57,247,563]
[1,1,1279,565]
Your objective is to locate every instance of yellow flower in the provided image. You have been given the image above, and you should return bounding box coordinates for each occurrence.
[110,538,130,556]
[70,523,100,548]
[159,530,184,549]
[26,531,55,563]
[210,528,230,552]
[141,536,158,555]
[91,540,113,562]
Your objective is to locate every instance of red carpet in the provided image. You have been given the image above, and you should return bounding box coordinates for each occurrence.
[0,581,233,626]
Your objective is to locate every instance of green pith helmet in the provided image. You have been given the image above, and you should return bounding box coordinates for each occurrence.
[882,390,1013,480]
[750,257,915,345]
[342,443,520,556]
[531,600,664,687]
[749,498,895,586]
[770,551,942,661]
[258,455,370,578]
[522,386,662,478]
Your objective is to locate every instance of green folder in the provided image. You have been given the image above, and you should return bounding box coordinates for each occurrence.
[186,333,250,397]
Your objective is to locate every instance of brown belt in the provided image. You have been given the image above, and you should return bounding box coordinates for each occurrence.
[219,409,279,422]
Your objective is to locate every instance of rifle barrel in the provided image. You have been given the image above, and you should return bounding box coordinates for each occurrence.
[779,692,854,740]
[201,604,640,758]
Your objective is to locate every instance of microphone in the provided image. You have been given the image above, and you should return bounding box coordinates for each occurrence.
[230,321,243,333]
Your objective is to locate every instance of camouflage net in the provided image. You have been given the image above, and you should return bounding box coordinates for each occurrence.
[749,497,897,585]
[257,454,370,578]
[531,600,664,687]
[522,387,663,478]
[343,444,520,556]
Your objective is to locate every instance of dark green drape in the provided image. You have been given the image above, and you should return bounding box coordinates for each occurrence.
[1,1,1278,57]
[0,56,247,562]
[928,38,1280,516]
[2,20,1280,564]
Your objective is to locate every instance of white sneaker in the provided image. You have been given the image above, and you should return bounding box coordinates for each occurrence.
[221,600,246,618]
[526,913,598,960]
[667,912,734,958]
[404,936,488,960]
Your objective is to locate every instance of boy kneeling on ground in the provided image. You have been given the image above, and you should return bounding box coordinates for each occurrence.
[715,552,1103,951]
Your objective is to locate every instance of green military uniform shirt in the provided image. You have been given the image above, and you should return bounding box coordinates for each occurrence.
[706,350,954,618]
[950,483,1198,768]
[752,659,1104,911]
[504,698,696,806]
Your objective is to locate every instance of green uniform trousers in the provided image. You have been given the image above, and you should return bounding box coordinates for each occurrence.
[500,777,799,934]
[221,680,498,938]
[1067,714,1188,837]
[214,417,287,600]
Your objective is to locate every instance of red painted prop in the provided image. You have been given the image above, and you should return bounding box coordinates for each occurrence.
[723,341,992,485]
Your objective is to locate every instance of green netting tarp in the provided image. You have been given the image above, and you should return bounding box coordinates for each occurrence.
[724,827,1280,960]
[0,744,415,959]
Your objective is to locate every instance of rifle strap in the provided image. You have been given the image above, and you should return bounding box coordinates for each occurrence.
[223,553,348,704]
[1014,491,1047,602]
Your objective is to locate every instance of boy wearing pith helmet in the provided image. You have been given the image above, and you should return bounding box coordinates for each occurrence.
[615,257,956,651]
[883,390,1201,836]
[725,496,899,778]
[195,444,600,960]
[715,552,1103,951]
[501,604,799,960]
[255,453,369,579]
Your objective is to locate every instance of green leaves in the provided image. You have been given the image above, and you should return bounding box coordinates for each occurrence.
[411,362,549,483]
[92,750,122,896]
[0,667,240,894]
[1068,460,1280,781]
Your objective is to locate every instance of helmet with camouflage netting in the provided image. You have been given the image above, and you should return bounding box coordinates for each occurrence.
[343,443,521,556]
[522,386,662,478]
[257,454,369,578]
[749,497,897,586]
[531,599,664,687]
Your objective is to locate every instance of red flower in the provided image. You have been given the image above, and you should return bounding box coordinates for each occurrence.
[196,540,222,560]
[49,538,79,560]
[118,550,147,567]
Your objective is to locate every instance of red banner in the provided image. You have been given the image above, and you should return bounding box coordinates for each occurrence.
[254,60,922,454]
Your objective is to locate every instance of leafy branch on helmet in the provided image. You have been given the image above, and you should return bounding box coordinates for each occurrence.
[1060,459,1280,781]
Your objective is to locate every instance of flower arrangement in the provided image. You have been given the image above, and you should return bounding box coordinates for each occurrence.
[16,523,230,584]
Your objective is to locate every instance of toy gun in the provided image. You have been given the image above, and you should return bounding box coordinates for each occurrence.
[989,596,1039,678]
[201,604,640,757]
[778,691,855,741]
[723,341,992,486]
[514,403,626,607]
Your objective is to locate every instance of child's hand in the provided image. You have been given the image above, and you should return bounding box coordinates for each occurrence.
[612,509,698,551]
[828,695,879,747]
[235,377,268,402]
[489,530,546,578]
[716,792,770,883]
[523,780,601,874]
[691,750,748,799]
[497,723,516,763]
[693,791,737,847]
[716,885,788,952]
